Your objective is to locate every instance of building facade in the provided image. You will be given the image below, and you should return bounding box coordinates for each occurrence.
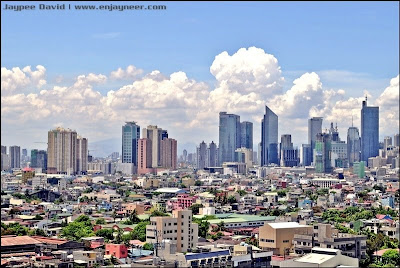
[31,149,48,171]
[261,106,278,166]
[308,117,323,165]
[240,121,253,150]
[347,127,360,166]
[160,138,177,170]
[122,121,140,166]
[10,145,21,169]
[219,112,241,164]
[361,98,379,162]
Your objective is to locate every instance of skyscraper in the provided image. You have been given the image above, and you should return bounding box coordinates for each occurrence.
[329,122,340,142]
[183,149,188,162]
[137,138,153,175]
[279,134,299,167]
[394,134,400,147]
[208,141,218,167]
[142,125,164,167]
[218,112,241,164]
[47,127,78,174]
[10,146,21,169]
[76,136,88,174]
[196,141,208,170]
[261,106,278,166]
[240,121,253,150]
[301,144,312,166]
[347,126,361,166]
[308,117,323,164]
[314,133,332,173]
[361,97,379,162]
[122,122,140,165]
[160,138,177,170]
[31,149,48,171]
[384,136,392,151]
[1,145,6,155]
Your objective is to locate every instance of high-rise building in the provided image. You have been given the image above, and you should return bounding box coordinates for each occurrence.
[308,117,323,164]
[1,145,6,155]
[235,147,253,171]
[208,141,218,167]
[183,149,187,162]
[384,136,392,151]
[331,141,347,168]
[347,127,361,166]
[314,133,332,173]
[137,138,153,175]
[76,136,88,174]
[218,112,241,164]
[122,122,140,165]
[196,141,208,170]
[394,134,400,147]
[22,149,27,157]
[1,153,10,171]
[261,106,278,166]
[329,122,340,142]
[142,125,165,167]
[279,135,299,167]
[10,146,21,169]
[240,121,253,150]
[31,149,47,171]
[47,127,83,175]
[257,142,262,166]
[361,97,379,162]
[301,144,312,166]
[160,138,177,170]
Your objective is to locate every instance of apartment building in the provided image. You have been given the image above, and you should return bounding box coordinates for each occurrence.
[146,209,198,253]
[293,223,367,259]
[259,222,313,255]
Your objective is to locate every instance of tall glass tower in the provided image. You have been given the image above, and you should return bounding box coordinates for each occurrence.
[218,112,241,164]
[347,126,360,166]
[261,106,278,166]
[308,117,323,164]
[240,121,253,150]
[361,97,379,162]
[122,122,140,165]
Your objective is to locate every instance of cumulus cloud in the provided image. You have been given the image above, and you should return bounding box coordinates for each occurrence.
[110,65,144,80]
[1,48,398,151]
[376,75,399,135]
[1,65,47,95]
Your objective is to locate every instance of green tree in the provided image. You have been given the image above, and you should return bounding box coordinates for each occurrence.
[34,214,44,220]
[189,204,203,215]
[95,228,114,242]
[130,221,149,242]
[143,243,154,251]
[277,190,288,197]
[237,190,247,196]
[115,228,123,244]
[382,249,400,266]
[150,210,168,217]
[95,218,106,225]
[60,215,94,241]
[195,180,202,186]
[128,209,141,224]
[227,195,237,204]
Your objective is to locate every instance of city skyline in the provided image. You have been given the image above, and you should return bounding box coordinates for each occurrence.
[1,2,399,156]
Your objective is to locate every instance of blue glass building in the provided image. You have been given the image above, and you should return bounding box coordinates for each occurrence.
[122,121,140,165]
[261,106,278,166]
[218,112,241,164]
[361,98,379,162]
[240,121,253,150]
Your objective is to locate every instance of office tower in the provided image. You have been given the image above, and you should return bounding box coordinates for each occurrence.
[257,142,262,165]
[347,127,361,166]
[122,121,140,165]
[137,138,153,174]
[9,146,21,169]
[235,147,253,170]
[218,112,241,164]
[1,146,6,155]
[183,149,187,162]
[361,97,379,162]
[196,141,208,170]
[142,125,164,167]
[308,117,323,164]
[314,133,332,173]
[394,134,400,147]
[384,136,392,151]
[76,136,88,174]
[208,141,218,167]
[331,141,347,168]
[47,127,78,174]
[329,122,340,142]
[353,161,365,178]
[160,138,177,170]
[279,135,299,167]
[301,144,312,166]
[261,106,279,166]
[1,153,10,171]
[22,149,27,158]
[31,149,47,171]
[240,121,253,150]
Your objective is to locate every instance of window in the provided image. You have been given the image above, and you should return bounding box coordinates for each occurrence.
[265,239,274,243]
[283,240,289,243]
[169,223,171,226]
[314,225,318,229]
[182,215,184,218]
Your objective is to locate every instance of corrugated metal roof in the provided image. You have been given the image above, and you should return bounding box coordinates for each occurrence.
[1,236,43,247]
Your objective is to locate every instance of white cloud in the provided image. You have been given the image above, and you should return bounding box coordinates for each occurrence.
[1,48,398,151]
[1,65,47,95]
[110,65,144,80]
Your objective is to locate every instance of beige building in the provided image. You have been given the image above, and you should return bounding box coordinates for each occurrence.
[47,127,88,175]
[259,222,312,255]
[146,209,198,253]
[121,202,145,215]
[135,177,161,189]
[160,138,177,170]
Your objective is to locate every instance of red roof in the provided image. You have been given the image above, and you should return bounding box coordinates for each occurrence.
[373,248,400,257]
[31,236,69,245]
[23,167,35,172]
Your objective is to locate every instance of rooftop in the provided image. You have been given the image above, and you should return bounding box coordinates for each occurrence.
[1,236,43,247]
[295,253,335,264]
[268,222,309,229]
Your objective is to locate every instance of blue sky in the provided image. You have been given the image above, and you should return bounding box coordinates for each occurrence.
[1,1,399,154]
